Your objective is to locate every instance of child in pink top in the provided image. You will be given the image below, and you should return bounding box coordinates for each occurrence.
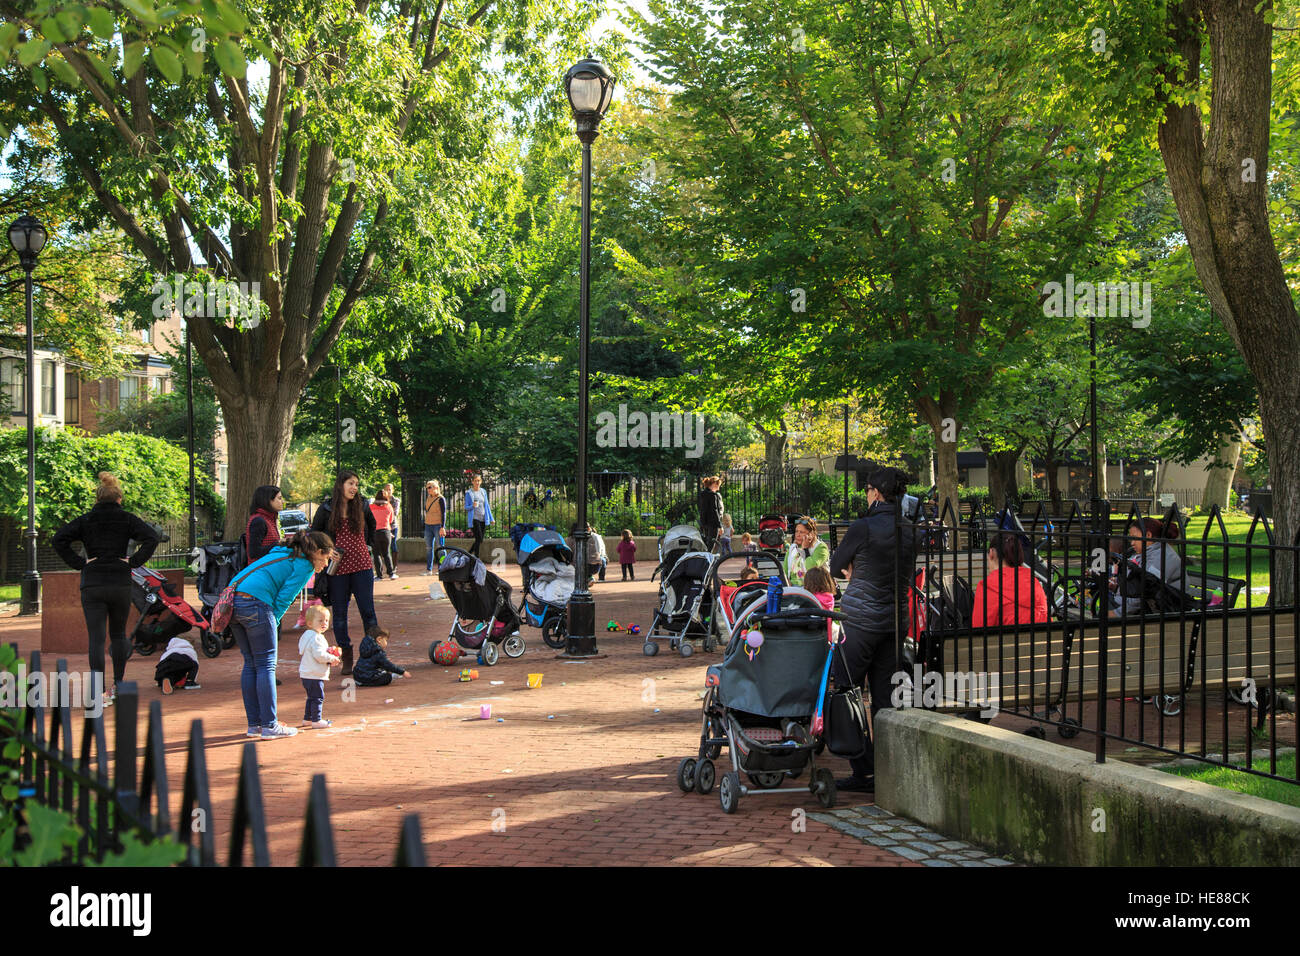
[616,529,637,580]
[802,566,838,642]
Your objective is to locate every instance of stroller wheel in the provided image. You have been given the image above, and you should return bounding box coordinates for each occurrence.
[813,768,836,809]
[676,757,697,793]
[221,630,236,650]
[200,631,222,658]
[1152,694,1183,718]
[694,758,716,795]
[679,641,694,658]
[133,641,157,657]
[1058,716,1081,739]
[747,771,783,790]
[541,616,567,650]
[719,771,741,814]
[643,642,658,657]
[481,642,500,666]
[502,634,526,658]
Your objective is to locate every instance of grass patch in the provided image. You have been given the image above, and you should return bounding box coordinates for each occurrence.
[0,584,18,602]
[1163,752,1300,809]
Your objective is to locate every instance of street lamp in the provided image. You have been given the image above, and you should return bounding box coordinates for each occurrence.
[9,213,48,616]
[563,57,615,657]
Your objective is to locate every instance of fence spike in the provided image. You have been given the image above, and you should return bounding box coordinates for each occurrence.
[178,719,216,866]
[140,700,171,837]
[394,814,428,867]
[298,774,338,867]
[229,741,271,866]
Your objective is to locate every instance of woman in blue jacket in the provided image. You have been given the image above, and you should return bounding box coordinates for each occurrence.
[464,474,494,558]
[227,531,334,739]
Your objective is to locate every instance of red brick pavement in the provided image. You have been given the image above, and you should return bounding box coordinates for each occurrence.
[1,559,915,867]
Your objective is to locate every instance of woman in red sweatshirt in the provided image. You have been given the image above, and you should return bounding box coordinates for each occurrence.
[971,532,1049,628]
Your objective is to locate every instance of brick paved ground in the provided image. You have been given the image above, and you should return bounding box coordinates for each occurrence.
[2,558,942,866]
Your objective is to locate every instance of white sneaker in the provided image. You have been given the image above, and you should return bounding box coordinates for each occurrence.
[389,573,398,580]
[260,722,299,739]
[299,719,332,729]
[421,569,433,576]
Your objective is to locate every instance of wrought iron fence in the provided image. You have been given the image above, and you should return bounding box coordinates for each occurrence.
[891,498,1298,786]
[1,647,428,865]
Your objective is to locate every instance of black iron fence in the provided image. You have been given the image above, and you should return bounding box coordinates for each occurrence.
[388,468,812,540]
[1,647,427,865]
[892,497,1298,786]
[1,516,219,583]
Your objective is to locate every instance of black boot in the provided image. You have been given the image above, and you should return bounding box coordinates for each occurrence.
[340,645,354,676]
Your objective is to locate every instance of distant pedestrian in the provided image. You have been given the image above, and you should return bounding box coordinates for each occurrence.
[245,485,284,564]
[617,529,637,580]
[697,475,724,550]
[384,482,401,568]
[370,487,397,580]
[310,470,378,676]
[464,474,493,558]
[227,531,335,739]
[52,472,160,707]
[718,514,734,553]
[421,480,446,574]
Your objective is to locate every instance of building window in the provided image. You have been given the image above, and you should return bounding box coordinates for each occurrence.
[65,372,80,423]
[119,376,139,405]
[0,358,22,412]
[41,360,56,416]
[141,325,152,345]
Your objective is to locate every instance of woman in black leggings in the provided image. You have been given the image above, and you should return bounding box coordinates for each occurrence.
[827,468,915,792]
[52,472,160,706]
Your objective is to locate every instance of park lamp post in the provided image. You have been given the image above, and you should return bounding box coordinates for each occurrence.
[563,58,615,657]
[9,213,48,616]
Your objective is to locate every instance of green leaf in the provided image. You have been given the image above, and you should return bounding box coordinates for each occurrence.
[0,22,18,59]
[1,784,17,801]
[123,40,146,79]
[48,56,79,87]
[211,0,251,32]
[56,9,86,41]
[14,803,79,866]
[40,17,69,45]
[18,38,52,67]
[183,27,206,76]
[85,50,117,87]
[214,38,245,78]
[87,7,117,40]
[153,45,183,84]
[120,0,162,27]
[2,740,18,760]
[32,66,48,93]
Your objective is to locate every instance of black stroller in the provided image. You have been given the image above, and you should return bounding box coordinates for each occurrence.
[677,586,841,813]
[194,541,242,652]
[433,549,525,666]
[645,552,716,657]
[651,524,706,582]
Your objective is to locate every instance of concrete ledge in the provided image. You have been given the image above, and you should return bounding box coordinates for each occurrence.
[397,536,662,565]
[875,708,1300,865]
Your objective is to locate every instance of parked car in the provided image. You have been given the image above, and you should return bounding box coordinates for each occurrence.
[279,509,310,536]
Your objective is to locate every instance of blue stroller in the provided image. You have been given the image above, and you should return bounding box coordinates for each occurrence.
[515,528,574,649]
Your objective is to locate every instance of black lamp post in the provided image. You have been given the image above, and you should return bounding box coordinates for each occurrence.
[9,213,48,616]
[563,57,615,657]
[185,327,197,552]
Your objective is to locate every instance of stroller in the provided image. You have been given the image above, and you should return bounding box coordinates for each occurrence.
[757,514,788,556]
[194,541,242,652]
[677,585,842,813]
[709,551,786,649]
[516,528,574,649]
[651,524,706,582]
[645,551,717,657]
[434,548,525,666]
[129,567,218,658]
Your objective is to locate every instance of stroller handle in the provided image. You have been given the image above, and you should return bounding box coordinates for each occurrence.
[749,609,844,629]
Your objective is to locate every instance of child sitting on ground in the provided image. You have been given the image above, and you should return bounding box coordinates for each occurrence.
[298,604,340,728]
[155,636,200,694]
[353,625,409,687]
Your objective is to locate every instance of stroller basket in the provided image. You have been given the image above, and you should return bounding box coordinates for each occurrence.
[729,715,814,773]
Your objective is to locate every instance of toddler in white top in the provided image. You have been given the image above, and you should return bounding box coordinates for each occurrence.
[298,604,340,728]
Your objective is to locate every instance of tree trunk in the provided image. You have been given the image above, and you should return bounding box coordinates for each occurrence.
[219,385,302,540]
[982,443,1024,512]
[1045,455,1062,512]
[1097,440,1108,500]
[1201,433,1241,513]
[1157,0,1300,601]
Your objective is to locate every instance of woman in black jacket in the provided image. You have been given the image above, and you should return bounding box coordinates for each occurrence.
[52,472,160,705]
[827,468,916,792]
[310,470,377,675]
[697,476,724,550]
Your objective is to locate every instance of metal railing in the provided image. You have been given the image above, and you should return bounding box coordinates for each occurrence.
[1,647,428,865]
[889,498,1298,786]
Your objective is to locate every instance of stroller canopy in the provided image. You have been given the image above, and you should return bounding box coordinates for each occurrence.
[661,524,705,557]
[718,604,830,718]
[438,548,487,585]
[518,529,572,567]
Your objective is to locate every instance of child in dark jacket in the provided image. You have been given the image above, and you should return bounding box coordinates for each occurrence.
[352,626,408,686]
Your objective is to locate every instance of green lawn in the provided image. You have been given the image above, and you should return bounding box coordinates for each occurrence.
[1162,752,1300,808]
[0,584,19,602]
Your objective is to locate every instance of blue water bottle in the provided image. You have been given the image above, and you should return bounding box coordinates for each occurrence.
[766,576,783,614]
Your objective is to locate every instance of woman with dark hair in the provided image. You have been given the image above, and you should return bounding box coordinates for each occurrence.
[971,532,1048,628]
[227,531,335,738]
[370,487,396,580]
[52,472,160,706]
[697,476,724,550]
[785,516,830,586]
[245,485,284,564]
[827,467,916,792]
[310,470,377,675]
[1109,517,1182,617]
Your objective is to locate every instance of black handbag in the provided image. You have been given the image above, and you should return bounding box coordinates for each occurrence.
[824,643,870,758]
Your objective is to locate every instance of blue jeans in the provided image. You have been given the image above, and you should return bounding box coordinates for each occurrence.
[327,568,378,649]
[424,524,444,570]
[302,679,324,722]
[231,594,278,728]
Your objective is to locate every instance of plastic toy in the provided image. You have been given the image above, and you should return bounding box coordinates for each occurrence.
[459,668,480,682]
[430,641,461,666]
[606,620,620,631]
[626,624,640,635]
